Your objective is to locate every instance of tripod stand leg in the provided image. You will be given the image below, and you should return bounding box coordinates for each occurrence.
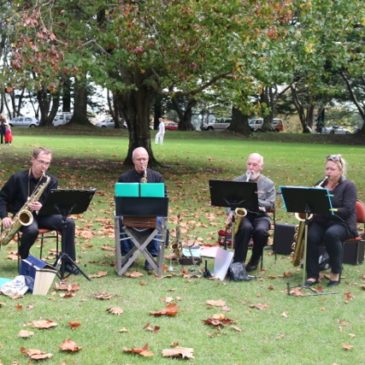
[54,253,91,281]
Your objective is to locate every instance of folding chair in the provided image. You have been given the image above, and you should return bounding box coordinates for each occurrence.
[114,215,167,276]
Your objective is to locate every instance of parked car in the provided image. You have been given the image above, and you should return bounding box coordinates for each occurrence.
[95,118,115,128]
[9,116,39,127]
[202,118,231,131]
[52,112,72,127]
[164,121,178,130]
[321,126,351,135]
[248,118,283,132]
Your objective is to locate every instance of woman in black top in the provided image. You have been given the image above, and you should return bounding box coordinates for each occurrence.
[305,154,357,287]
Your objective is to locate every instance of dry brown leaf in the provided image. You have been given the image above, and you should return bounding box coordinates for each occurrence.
[203,313,235,327]
[101,245,114,251]
[31,319,58,329]
[283,271,293,278]
[20,347,53,360]
[59,339,82,352]
[342,343,353,351]
[161,347,194,359]
[60,292,76,299]
[289,287,304,297]
[68,321,81,330]
[54,281,80,292]
[249,303,269,311]
[94,292,113,300]
[125,271,144,278]
[89,271,108,279]
[123,344,154,357]
[150,303,179,317]
[230,325,242,332]
[344,292,353,303]
[18,330,34,338]
[15,303,23,311]
[143,322,160,333]
[206,299,226,307]
[107,306,124,315]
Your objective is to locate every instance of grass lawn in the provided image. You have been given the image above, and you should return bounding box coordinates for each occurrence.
[1,128,365,365]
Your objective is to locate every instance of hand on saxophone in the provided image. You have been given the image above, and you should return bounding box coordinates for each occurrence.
[2,217,12,228]
[29,201,42,212]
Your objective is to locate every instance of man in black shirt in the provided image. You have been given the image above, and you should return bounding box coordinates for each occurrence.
[0,147,77,273]
[117,147,165,271]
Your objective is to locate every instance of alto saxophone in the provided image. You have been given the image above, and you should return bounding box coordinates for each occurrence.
[140,169,147,183]
[232,172,251,235]
[0,174,51,246]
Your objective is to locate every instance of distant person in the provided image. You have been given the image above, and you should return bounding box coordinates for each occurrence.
[155,118,165,145]
[4,123,13,144]
[0,115,6,144]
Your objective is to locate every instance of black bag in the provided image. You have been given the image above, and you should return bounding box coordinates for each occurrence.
[228,262,250,281]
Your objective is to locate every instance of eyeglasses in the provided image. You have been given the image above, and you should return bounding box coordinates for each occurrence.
[326,154,342,166]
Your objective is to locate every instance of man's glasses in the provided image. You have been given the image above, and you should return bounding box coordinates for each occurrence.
[327,154,342,166]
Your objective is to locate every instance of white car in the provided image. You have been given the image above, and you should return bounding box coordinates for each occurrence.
[202,118,231,131]
[52,112,72,127]
[9,116,39,127]
[321,126,351,135]
[95,118,115,128]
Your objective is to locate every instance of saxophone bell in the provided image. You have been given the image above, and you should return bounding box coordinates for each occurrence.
[233,207,247,235]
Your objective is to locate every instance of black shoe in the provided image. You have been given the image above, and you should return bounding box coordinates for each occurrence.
[304,278,318,287]
[144,260,154,273]
[246,262,258,272]
[327,279,340,287]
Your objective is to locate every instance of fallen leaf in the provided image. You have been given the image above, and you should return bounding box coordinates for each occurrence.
[342,343,353,351]
[344,292,353,303]
[20,347,53,360]
[123,344,154,357]
[230,325,242,332]
[203,313,235,328]
[94,292,113,300]
[161,347,194,359]
[289,287,304,297]
[119,327,128,333]
[59,339,82,352]
[143,322,160,333]
[89,271,108,279]
[54,281,80,292]
[125,271,144,278]
[281,312,288,318]
[31,319,58,329]
[150,303,179,317]
[101,245,114,251]
[68,321,81,330]
[249,303,269,311]
[15,303,23,311]
[18,330,34,338]
[107,307,124,315]
[60,292,76,299]
[206,299,226,307]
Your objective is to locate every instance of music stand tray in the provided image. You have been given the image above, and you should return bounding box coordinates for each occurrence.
[209,179,258,211]
[280,186,333,293]
[40,188,96,280]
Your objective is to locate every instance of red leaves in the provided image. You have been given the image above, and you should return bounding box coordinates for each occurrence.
[20,347,53,360]
[203,313,235,328]
[123,344,154,357]
[150,303,179,317]
[59,339,82,352]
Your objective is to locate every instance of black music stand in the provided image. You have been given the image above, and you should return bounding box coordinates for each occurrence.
[209,179,258,250]
[40,188,96,281]
[280,186,333,293]
[115,197,168,276]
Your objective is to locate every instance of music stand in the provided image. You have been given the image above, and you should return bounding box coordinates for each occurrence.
[280,186,333,292]
[40,188,96,280]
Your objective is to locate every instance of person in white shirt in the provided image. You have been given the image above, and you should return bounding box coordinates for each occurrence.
[155,118,165,144]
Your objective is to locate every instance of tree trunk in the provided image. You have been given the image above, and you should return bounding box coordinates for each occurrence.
[62,77,72,113]
[37,87,60,126]
[170,95,195,130]
[72,76,89,125]
[229,107,250,134]
[290,86,313,133]
[116,82,157,166]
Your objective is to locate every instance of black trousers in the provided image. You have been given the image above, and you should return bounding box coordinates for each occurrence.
[233,214,270,264]
[306,221,349,279]
[19,214,76,260]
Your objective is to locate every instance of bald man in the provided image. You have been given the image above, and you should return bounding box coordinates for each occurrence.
[227,153,276,272]
[117,147,164,271]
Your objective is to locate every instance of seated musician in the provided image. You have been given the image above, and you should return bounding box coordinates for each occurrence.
[0,147,78,274]
[117,147,165,272]
[227,153,275,272]
[305,154,357,287]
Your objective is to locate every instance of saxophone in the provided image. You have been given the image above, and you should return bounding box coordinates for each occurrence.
[233,172,251,235]
[0,174,51,246]
[140,169,147,183]
[291,176,328,266]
